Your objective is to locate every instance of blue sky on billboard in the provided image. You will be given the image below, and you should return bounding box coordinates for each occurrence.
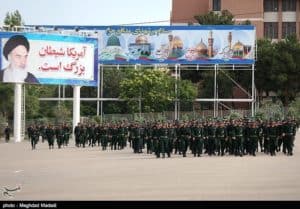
[0,0,172,26]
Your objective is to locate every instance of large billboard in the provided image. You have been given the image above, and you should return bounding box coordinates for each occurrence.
[0,32,98,86]
[96,25,255,65]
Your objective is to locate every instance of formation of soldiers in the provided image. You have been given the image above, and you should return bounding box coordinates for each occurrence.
[27,123,71,150]
[27,118,298,158]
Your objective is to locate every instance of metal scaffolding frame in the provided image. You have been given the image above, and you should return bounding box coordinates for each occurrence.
[39,63,256,121]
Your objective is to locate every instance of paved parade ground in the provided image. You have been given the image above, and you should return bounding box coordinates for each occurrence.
[0,131,299,201]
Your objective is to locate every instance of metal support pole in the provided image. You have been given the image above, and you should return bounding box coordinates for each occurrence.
[178,65,181,121]
[100,64,104,123]
[175,64,178,120]
[251,64,255,117]
[214,64,217,118]
[58,85,61,106]
[14,84,22,142]
[62,85,65,98]
[22,85,26,140]
[73,86,81,140]
[216,66,219,118]
[96,64,100,116]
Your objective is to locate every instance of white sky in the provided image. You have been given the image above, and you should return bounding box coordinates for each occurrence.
[0,0,172,26]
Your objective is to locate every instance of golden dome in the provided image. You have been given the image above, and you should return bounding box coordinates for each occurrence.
[196,39,208,55]
[172,36,183,49]
[135,35,148,44]
[233,41,244,51]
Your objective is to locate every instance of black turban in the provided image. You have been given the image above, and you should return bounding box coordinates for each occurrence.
[3,35,30,60]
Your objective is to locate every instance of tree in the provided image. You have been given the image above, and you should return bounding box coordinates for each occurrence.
[120,68,197,113]
[25,85,56,119]
[256,39,276,98]
[287,97,300,121]
[0,84,14,119]
[194,10,235,25]
[3,10,24,29]
[272,35,300,107]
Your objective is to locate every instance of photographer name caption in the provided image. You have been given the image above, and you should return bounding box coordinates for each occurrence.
[2,203,57,209]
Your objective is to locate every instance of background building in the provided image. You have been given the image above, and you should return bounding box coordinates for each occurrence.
[171,0,300,40]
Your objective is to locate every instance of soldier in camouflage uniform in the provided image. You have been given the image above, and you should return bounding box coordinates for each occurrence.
[216,121,227,156]
[268,121,278,156]
[248,121,258,156]
[31,125,40,150]
[191,121,204,157]
[207,121,216,156]
[46,124,55,149]
[235,120,244,157]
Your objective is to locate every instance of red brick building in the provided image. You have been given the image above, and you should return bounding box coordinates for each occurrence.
[171,0,300,40]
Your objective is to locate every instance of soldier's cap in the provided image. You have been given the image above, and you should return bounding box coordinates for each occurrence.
[3,35,30,60]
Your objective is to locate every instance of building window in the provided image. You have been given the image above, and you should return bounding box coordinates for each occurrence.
[264,22,278,39]
[282,22,296,38]
[264,0,278,12]
[213,0,221,11]
[282,0,296,11]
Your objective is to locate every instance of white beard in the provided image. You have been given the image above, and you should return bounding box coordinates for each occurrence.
[3,67,28,83]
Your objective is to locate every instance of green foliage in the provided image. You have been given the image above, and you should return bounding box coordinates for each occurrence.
[25,85,56,119]
[120,68,197,113]
[256,35,300,107]
[287,98,300,121]
[256,101,284,120]
[256,39,275,95]
[239,20,251,25]
[198,70,234,109]
[156,113,167,122]
[228,111,242,120]
[90,116,101,124]
[53,103,72,124]
[194,10,235,25]
[3,10,24,28]
[272,35,300,106]
[120,68,173,113]
[0,114,8,137]
[0,83,14,119]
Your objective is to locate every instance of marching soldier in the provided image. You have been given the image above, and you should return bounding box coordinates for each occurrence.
[179,122,191,157]
[31,125,39,150]
[248,121,259,156]
[192,122,204,157]
[257,120,264,152]
[145,123,153,154]
[268,121,278,156]
[216,121,227,156]
[63,123,71,146]
[39,124,46,143]
[100,124,109,150]
[263,121,270,154]
[27,125,34,141]
[55,125,64,149]
[227,120,236,155]
[283,119,296,156]
[86,124,94,147]
[94,124,101,147]
[158,123,171,158]
[152,123,160,157]
[46,124,55,149]
[235,121,244,157]
[4,125,11,143]
[80,124,87,148]
[207,121,216,156]
[74,123,81,147]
